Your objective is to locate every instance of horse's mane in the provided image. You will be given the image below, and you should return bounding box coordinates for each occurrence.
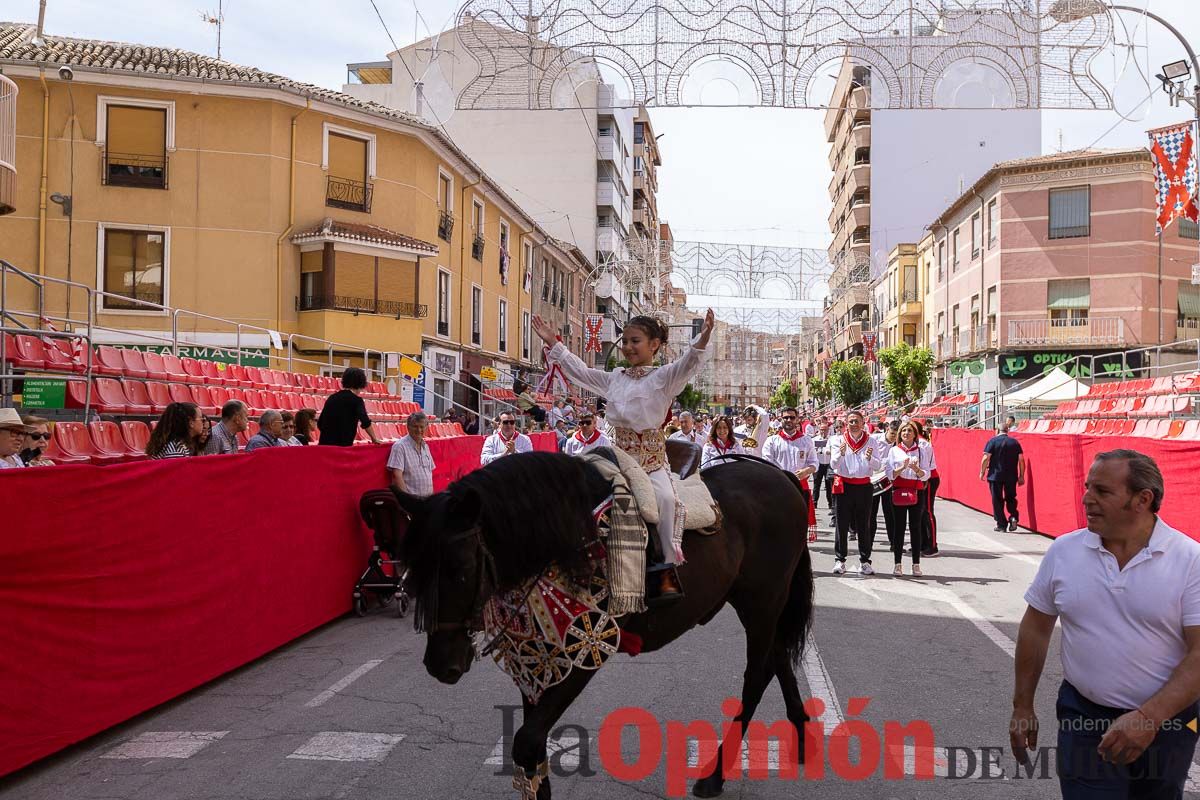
[450,451,607,587]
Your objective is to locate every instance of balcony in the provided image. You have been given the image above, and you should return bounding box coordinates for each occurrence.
[103,151,168,190]
[1008,316,1124,346]
[298,295,426,353]
[851,121,871,150]
[438,210,454,243]
[1178,319,1200,342]
[597,135,618,163]
[0,74,15,215]
[325,175,373,213]
[849,200,870,229]
[955,324,997,356]
[633,206,652,229]
[597,181,620,208]
[899,289,922,314]
[472,234,485,261]
[300,294,426,318]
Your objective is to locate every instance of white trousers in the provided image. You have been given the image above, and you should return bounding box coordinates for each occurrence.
[648,467,683,565]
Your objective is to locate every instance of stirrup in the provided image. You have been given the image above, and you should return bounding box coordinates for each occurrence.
[645,565,684,608]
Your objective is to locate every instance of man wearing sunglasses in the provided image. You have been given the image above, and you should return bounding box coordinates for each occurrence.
[564,413,612,456]
[480,411,533,465]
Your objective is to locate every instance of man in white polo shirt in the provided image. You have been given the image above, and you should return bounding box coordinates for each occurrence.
[1011,450,1200,798]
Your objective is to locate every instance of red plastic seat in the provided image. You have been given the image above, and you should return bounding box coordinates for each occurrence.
[93,346,128,377]
[124,380,155,414]
[142,350,168,380]
[209,386,231,409]
[198,359,233,386]
[167,382,195,407]
[225,363,252,387]
[244,367,270,390]
[145,382,172,413]
[88,421,132,463]
[1165,419,1186,439]
[161,353,196,383]
[41,339,83,372]
[257,390,281,411]
[120,420,152,454]
[118,348,150,379]
[39,423,87,463]
[243,389,265,415]
[87,378,134,414]
[189,385,219,416]
[52,422,98,463]
[4,334,46,369]
[1180,420,1200,441]
[180,357,208,384]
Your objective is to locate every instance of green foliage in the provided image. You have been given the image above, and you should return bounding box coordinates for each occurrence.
[876,343,936,407]
[675,383,707,412]
[807,376,832,405]
[827,358,873,408]
[769,379,802,410]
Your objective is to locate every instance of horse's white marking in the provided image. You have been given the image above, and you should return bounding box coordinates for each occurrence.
[305,660,385,708]
[800,640,844,726]
[101,731,228,759]
[286,732,405,762]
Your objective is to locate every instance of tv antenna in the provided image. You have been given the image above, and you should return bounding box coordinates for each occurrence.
[199,0,225,60]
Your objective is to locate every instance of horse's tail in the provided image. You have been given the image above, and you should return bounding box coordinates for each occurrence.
[776,545,814,668]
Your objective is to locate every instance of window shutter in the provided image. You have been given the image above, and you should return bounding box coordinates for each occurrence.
[1179,283,1200,317]
[327,134,367,183]
[107,106,166,157]
[1049,187,1090,238]
[1047,278,1090,309]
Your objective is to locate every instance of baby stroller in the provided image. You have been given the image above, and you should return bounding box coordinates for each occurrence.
[353,489,411,618]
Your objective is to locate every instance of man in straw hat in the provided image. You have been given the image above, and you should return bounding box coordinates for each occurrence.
[0,408,35,469]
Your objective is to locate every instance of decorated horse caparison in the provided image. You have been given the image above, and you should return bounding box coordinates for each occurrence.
[397,448,814,798]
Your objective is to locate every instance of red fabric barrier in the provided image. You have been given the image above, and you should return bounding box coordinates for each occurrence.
[0,432,556,776]
[932,429,1200,540]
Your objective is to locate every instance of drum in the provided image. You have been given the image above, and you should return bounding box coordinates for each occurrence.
[871,471,893,497]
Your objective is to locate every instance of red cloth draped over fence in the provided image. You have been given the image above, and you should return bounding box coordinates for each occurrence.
[932,428,1200,540]
[0,433,556,777]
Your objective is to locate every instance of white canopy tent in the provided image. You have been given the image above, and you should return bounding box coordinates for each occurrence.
[1002,366,1090,407]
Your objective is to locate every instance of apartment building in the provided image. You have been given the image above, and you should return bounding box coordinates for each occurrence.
[923,147,1200,395]
[871,243,923,351]
[0,22,587,416]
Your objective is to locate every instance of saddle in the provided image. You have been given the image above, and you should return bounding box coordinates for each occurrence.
[591,444,721,533]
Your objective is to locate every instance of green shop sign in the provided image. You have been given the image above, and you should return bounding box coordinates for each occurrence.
[22,379,67,409]
[114,344,270,367]
[999,350,1143,381]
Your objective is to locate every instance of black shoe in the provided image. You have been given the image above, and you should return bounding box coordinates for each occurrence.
[1008,518,1019,533]
[994,525,1006,532]
[922,548,939,558]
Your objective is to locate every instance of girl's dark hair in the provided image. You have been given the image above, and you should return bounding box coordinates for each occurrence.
[709,414,736,446]
[147,402,200,457]
[624,315,669,344]
[294,408,318,436]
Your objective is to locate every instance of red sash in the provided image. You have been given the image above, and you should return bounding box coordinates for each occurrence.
[574,429,600,446]
[780,429,804,441]
[845,431,869,453]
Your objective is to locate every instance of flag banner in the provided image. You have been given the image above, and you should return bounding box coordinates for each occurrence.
[537,338,571,396]
[862,331,878,363]
[584,314,604,353]
[399,356,424,379]
[1149,122,1199,233]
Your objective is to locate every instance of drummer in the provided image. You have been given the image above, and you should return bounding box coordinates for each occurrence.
[869,420,900,553]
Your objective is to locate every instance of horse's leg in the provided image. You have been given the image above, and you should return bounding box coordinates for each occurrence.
[511,668,598,800]
[693,603,780,799]
[771,645,810,766]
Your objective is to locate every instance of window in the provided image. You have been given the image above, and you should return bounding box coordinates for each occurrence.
[324,127,373,213]
[634,122,644,143]
[523,242,533,293]
[987,198,999,247]
[634,156,644,174]
[498,299,508,352]
[436,269,451,337]
[439,171,453,210]
[937,241,945,281]
[551,266,560,305]
[99,225,168,311]
[952,229,960,268]
[1181,218,1199,240]
[986,285,997,340]
[472,199,484,232]
[1049,186,1090,239]
[971,213,981,259]
[522,311,532,360]
[598,125,612,137]
[1179,282,1200,330]
[102,104,168,189]
[541,258,550,301]
[471,286,483,346]
[1047,278,1090,325]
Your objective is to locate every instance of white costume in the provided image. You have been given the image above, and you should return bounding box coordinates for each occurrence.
[701,438,744,469]
[734,405,769,457]
[563,427,612,456]
[762,430,819,475]
[667,427,703,445]
[546,337,710,564]
[885,441,934,482]
[480,430,533,465]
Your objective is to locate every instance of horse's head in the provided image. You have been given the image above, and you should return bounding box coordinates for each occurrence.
[397,487,493,685]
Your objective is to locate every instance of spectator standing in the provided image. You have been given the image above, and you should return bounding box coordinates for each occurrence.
[564,413,612,456]
[318,367,383,447]
[147,402,203,459]
[1011,450,1200,799]
[734,405,769,457]
[481,411,533,465]
[668,411,703,445]
[246,411,288,451]
[20,416,55,466]
[886,421,933,576]
[830,410,883,576]
[279,411,302,446]
[917,420,940,557]
[701,415,744,469]
[293,408,317,445]
[388,411,436,497]
[554,419,570,451]
[463,411,480,436]
[867,422,899,551]
[0,408,33,468]
[205,400,248,455]
[811,418,833,513]
[981,421,1025,531]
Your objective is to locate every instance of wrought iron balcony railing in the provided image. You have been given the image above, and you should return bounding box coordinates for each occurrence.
[325,175,373,213]
[300,294,427,318]
[438,210,454,242]
[472,234,485,261]
[102,151,168,189]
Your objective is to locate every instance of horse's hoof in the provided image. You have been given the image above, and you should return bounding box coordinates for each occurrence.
[692,777,724,798]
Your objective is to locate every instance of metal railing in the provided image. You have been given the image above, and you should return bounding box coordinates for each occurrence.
[325,175,373,213]
[299,294,428,318]
[438,211,454,242]
[1008,316,1123,346]
[102,151,168,189]
[472,234,485,261]
[0,74,15,215]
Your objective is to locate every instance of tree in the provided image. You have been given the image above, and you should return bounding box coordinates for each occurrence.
[769,379,801,410]
[877,343,936,408]
[675,383,707,412]
[827,358,873,408]
[807,375,832,406]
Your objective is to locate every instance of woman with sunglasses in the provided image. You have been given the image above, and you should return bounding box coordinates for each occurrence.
[20,416,55,466]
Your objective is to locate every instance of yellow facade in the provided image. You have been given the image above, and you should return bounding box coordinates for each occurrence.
[0,61,564,376]
[877,243,923,351]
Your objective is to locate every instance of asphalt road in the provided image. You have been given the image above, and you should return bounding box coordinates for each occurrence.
[4,499,1197,800]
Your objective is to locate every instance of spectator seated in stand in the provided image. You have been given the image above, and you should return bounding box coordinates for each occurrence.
[462,411,480,436]
[206,400,249,455]
[197,416,213,453]
[147,402,204,459]
[20,416,55,466]
[279,411,302,446]
[294,408,317,445]
[246,410,288,451]
[0,409,33,469]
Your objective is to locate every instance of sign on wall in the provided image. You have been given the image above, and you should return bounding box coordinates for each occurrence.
[480,367,500,382]
[114,344,270,367]
[22,379,67,409]
[999,350,1144,381]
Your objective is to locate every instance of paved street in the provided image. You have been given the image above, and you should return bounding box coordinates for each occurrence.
[3,499,1196,800]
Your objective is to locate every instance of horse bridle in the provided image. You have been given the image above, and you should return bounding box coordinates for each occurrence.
[423,524,499,635]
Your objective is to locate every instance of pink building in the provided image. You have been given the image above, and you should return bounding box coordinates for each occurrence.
[924,147,1199,393]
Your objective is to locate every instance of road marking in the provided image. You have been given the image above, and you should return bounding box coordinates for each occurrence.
[801,640,844,726]
[305,660,384,708]
[101,731,228,759]
[687,739,782,770]
[287,732,405,762]
[951,531,1043,567]
[484,730,585,769]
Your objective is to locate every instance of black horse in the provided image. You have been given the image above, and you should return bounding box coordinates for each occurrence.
[396,450,814,798]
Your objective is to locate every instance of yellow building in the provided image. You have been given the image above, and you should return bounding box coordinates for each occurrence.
[0,22,590,407]
[872,243,923,351]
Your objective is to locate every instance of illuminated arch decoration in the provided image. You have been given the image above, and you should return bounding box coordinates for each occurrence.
[452,0,1114,110]
[669,240,833,302]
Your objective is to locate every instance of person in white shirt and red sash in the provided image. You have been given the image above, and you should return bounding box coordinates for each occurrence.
[480,411,534,465]
[830,410,883,575]
[886,421,933,575]
[701,415,744,469]
[762,407,819,539]
[563,412,612,456]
